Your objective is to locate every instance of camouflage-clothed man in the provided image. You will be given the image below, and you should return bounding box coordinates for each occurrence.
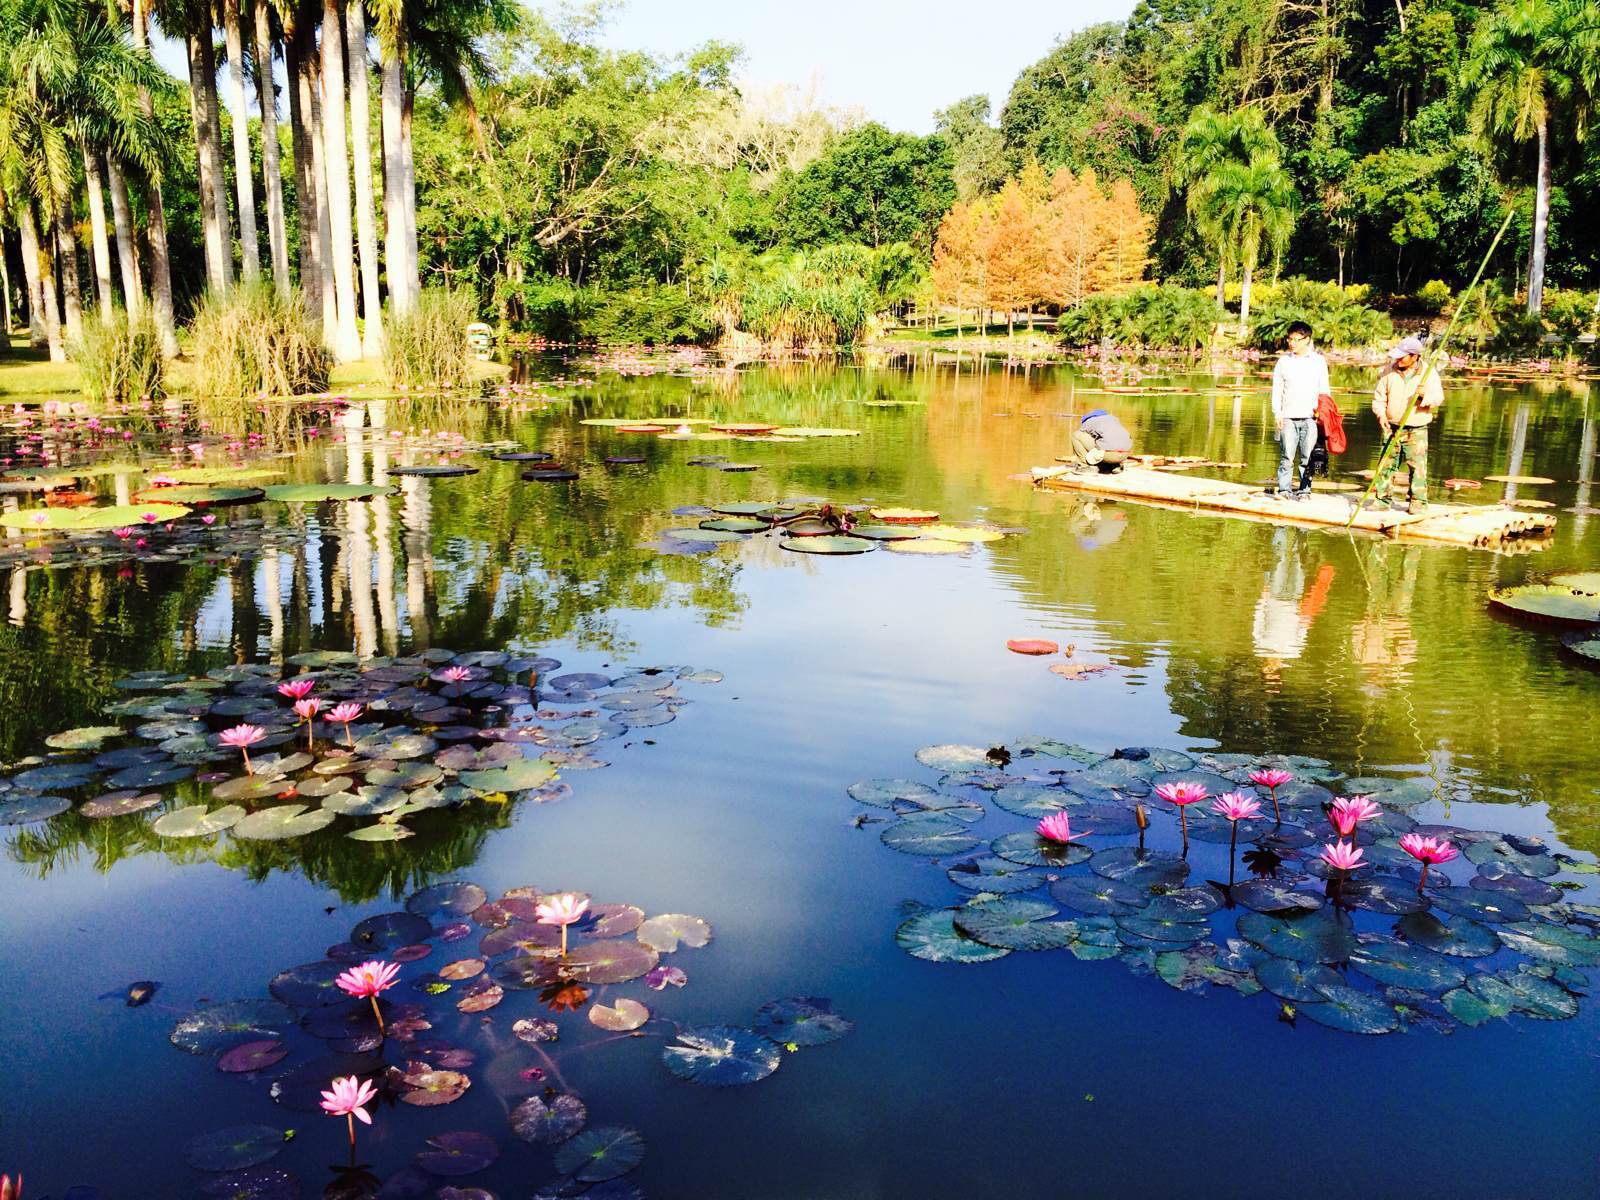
[1370,336,1444,514]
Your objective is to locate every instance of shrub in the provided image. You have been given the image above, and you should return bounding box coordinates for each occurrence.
[1540,289,1598,343]
[739,276,874,348]
[189,283,329,400]
[385,288,477,390]
[582,285,718,345]
[1247,278,1393,349]
[74,308,164,403]
[1414,280,1453,315]
[1058,285,1217,352]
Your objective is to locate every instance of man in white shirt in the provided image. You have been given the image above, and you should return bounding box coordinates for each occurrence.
[1269,320,1330,500]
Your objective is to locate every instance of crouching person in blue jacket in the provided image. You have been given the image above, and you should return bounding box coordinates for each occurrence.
[1070,409,1132,473]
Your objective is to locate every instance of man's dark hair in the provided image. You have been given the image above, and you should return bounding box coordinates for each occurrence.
[1286,320,1313,340]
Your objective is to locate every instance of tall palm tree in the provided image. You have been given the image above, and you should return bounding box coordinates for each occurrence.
[252,0,289,291]
[345,0,382,355]
[1198,152,1298,336]
[1463,0,1600,313]
[160,0,233,292]
[1175,106,1279,307]
[319,0,360,360]
[127,0,178,354]
[221,0,260,280]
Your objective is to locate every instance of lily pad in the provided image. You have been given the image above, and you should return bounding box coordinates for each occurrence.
[1254,957,1343,1002]
[636,913,711,952]
[0,502,192,530]
[1488,583,1600,627]
[1237,911,1357,964]
[1091,847,1189,888]
[1230,879,1323,914]
[0,794,72,824]
[880,814,981,856]
[458,757,558,793]
[751,996,853,1046]
[1349,937,1468,991]
[511,1093,587,1145]
[44,726,126,750]
[1047,874,1148,916]
[133,485,264,505]
[80,790,162,818]
[407,882,487,918]
[914,744,995,772]
[400,1068,472,1106]
[217,1040,289,1073]
[1395,911,1501,958]
[352,911,432,950]
[231,804,337,840]
[953,898,1077,951]
[1496,921,1600,966]
[183,1125,286,1172]
[414,1131,499,1177]
[662,1026,782,1086]
[589,998,650,1031]
[847,778,939,808]
[552,1127,646,1183]
[1297,984,1400,1034]
[387,465,479,478]
[152,804,246,837]
[946,855,1045,894]
[989,831,1092,868]
[1428,886,1530,925]
[564,940,660,984]
[896,908,1013,963]
[261,484,394,502]
[779,534,875,555]
[171,999,295,1055]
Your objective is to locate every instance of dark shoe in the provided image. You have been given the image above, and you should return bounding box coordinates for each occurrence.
[1292,490,1310,501]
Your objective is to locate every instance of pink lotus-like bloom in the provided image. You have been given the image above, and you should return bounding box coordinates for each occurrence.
[1319,840,1366,873]
[1212,792,1263,823]
[1329,795,1382,838]
[149,472,178,486]
[293,697,321,721]
[1154,780,1208,850]
[336,959,400,1000]
[140,511,158,523]
[113,527,134,540]
[321,1074,378,1150]
[537,892,590,955]
[201,514,217,525]
[327,702,364,747]
[1036,811,1088,844]
[278,678,316,701]
[438,666,471,683]
[1248,768,1293,790]
[1399,833,1460,893]
[219,723,266,772]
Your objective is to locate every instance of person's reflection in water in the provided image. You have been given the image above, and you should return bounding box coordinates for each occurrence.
[1063,497,1128,551]
[1351,544,1420,692]
[1252,527,1336,687]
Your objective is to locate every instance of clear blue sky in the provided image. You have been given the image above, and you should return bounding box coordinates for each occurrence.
[592,0,1136,134]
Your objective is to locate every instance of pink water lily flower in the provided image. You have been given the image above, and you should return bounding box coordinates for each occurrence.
[326,702,364,747]
[438,666,471,684]
[201,514,217,526]
[1319,839,1366,874]
[1329,795,1382,839]
[336,959,400,1034]
[1399,833,1460,893]
[1153,781,1208,850]
[536,892,590,955]
[1036,810,1089,844]
[140,511,158,523]
[321,1074,379,1152]
[113,527,134,540]
[277,678,316,701]
[293,697,322,751]
[218,723,266,772]
[1212,792,1263,823]
[1248,767,1293,821]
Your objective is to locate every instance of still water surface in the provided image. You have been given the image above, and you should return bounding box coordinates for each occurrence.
[2,354,1598,1198]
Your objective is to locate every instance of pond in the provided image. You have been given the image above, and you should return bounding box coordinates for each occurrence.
[2,351,1598,1199]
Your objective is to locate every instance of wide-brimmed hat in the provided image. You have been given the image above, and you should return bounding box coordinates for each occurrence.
[1388,336,1426,359]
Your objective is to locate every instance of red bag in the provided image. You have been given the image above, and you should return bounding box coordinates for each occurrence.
[1316,393,1347,455]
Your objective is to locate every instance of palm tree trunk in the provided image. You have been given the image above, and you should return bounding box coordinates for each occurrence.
[83,150,116,312]
[320,0,361,361]
[105,157,142,315]
[187,33,232,292]
[131,0,177,353]
[401,85,418,298]
[1,234,14,336]
[1528,115,1550,315]
[298,42,339,337]
[53,200,83,345]
[253,0,290,294]
[1238,254,1254,339]
[285,29,322,309]
[1215,259,1226,308]
[16,207,47,350]
[381,41,415,315]
[223,0,261,282]
[344,0,383,356]
[21,206,63,361]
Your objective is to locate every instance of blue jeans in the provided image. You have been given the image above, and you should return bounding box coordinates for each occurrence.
[1277,418,1317,493]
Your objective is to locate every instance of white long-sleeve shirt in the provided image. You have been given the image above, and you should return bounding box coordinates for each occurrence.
[1271,350,1330,421]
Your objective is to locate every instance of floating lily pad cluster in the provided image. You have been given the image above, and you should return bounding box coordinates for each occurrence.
[170,880,849,1195]
[856,739,1597,1035]
[647,500,1011,558]
[0,652,724,851]
[1489,574,1600,668]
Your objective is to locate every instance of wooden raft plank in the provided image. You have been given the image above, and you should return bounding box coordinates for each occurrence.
[1032,466,1555,549]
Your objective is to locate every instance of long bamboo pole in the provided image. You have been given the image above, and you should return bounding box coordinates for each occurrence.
[1345,208,1517,526]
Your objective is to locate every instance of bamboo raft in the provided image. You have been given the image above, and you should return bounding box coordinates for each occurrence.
[1032,465,1556,549]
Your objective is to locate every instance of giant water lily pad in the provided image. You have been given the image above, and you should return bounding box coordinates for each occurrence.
[880,814,981,856]
[780,535,875,555]
[1297,984,1401,1034]
[511,1093,587,1145]
[134,485,264,505]
[183,1125,286,1171]
[152,804,246,837]
[0,502,192,530]
[1237,911,1357,964]
[896,908,1012,963]
[1488,584,1600,627]
[662,1027,782,1086]
[552,1127,646,1183]
[171,1000,295,1055]
[262,484,394,502]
